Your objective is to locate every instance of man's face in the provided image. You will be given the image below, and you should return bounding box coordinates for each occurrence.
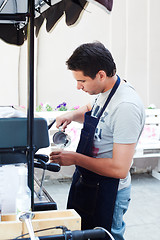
[72,70,105,95]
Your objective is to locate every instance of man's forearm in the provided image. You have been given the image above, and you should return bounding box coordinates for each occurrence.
[74,143,135,179]
[75,153,121,178]
[72,103,91,123]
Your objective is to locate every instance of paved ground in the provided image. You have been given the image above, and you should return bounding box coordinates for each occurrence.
[40,172,160,240]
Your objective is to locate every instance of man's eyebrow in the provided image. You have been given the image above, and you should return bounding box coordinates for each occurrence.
[77,80,85,82]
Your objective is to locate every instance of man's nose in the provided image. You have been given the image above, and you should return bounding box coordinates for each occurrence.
[77,82,83,90]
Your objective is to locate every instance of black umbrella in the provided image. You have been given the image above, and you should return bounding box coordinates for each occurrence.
[0,0,113,45]
[35,0,114,33]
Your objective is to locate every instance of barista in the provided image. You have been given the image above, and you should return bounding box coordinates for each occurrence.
[49,42,145,240]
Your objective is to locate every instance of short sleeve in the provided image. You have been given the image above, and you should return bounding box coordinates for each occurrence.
[110,102,144,144]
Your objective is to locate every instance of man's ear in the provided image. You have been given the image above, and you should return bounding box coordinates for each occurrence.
[98,70,107,81]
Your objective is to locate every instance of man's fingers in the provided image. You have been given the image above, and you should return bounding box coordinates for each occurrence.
[49,150,61,163]
[50,155,59,160]
[50,150,61,156]
[49,155,60,164]
[56,120,71,131]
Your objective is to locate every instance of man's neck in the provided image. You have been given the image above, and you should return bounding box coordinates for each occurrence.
[102,75,118,93]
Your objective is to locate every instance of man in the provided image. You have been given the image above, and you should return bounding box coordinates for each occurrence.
[50,42,145,240]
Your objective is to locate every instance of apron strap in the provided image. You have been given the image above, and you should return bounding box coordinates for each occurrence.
[96,75,121,120]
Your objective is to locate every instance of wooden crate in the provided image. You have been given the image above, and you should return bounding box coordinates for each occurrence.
[0,209,81,239]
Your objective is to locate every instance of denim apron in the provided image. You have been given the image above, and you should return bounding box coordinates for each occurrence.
[67,76,120,239]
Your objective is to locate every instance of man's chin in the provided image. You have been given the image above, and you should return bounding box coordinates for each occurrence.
[83,90,96,95]
[88,92,97,95]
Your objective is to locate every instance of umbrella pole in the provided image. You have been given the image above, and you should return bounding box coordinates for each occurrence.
[27,0,35,210]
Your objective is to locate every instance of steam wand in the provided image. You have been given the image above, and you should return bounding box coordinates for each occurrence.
[19,212,39,240]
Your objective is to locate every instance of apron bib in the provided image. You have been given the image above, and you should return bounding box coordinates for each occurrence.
[67,76,120,239]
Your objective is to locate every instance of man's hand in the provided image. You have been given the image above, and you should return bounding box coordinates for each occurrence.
[56,113,72,131]
[56,104,91,130]
[49,149,76,166]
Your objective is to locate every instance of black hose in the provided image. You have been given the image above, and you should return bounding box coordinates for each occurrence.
[17,228,106,240]
[48,119,56,130]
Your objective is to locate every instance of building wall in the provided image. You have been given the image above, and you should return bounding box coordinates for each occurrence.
[0,42,20,105]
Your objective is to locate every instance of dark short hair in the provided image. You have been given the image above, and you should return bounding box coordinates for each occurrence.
[66,42,116,79]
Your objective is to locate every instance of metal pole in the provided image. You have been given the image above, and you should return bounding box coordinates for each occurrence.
[27,0,35,210]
